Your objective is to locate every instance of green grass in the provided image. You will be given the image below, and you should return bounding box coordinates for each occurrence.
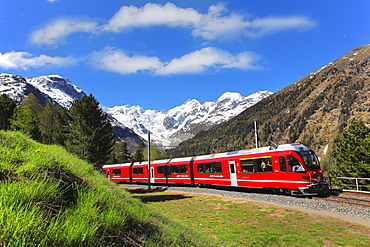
[0,131,211,246]
[127,188,370,247]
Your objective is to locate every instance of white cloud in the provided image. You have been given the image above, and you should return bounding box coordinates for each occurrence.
[105,2,200,32]
[88,46,163,74]
[30,2,317,46]
[191,3,250,41]
[88,46,261,75]
[155,47,262,75]
[106,2,316,40]
[245,16,317,37]
[0,51,77,70]
[29,17,98,46]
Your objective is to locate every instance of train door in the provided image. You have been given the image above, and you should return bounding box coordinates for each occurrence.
[189,160,195,185]
[229,161,238,186]
[150,167,155,183]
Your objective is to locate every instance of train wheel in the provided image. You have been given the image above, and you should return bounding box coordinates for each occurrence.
[284,189,292,195]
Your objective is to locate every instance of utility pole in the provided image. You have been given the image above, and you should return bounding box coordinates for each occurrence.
[147,132,151,190]
[254,120,258,148]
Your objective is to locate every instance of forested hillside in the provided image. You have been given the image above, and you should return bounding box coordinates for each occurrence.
[168,45,370,169]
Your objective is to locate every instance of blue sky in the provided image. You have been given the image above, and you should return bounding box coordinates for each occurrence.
[1,0,369,110]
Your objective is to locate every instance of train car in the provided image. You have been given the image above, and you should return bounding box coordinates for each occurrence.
[102,143,329,196]
[103,163,132,183]
[158,157,194,185]
[133,157,194,185]
[192,155,234,186]
[191,144,327,195]
[131,162,151,183]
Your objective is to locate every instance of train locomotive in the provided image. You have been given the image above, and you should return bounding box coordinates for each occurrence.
[102,143,329,196]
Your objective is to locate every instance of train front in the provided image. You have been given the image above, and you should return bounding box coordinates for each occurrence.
[297,149,329,196]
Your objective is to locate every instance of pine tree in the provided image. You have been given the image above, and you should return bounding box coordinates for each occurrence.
[115,142,132,163]
[11,93,42,141]
[332,121,370,178]
[133,141,145,163]
[39,101,69,145]
[0,94,16,130]
[67,94,115,167]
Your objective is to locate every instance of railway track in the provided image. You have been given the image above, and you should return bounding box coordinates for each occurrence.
[315,193,370,208]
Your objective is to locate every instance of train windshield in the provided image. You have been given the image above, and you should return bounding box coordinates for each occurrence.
[297,150,321,171]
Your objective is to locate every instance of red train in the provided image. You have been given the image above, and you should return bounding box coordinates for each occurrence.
[103,143,329,196]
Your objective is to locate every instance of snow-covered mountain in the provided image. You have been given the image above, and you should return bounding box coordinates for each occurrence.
[0,73,145,147]
[1,73,273,148]
[26,75,85,108]
[0,73,84,107]
[106,90,273,147]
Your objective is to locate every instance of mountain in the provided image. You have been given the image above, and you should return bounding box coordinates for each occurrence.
[0,73,84,107]
[1,73,272,149]
[105,90,273,148]
[168,45,370,163]
[0,73,56,106]
[0,73,145,148]
[26,75,85,108]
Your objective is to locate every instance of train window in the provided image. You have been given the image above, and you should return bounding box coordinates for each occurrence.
[213,162,222,173]
[241,157,272,172]
[113,169,121,175]
[241,160,254,172]
[157,166,165,174]
[279,156,287,172]
[133,168,144,175]
[288,155,305,172]
[255,158,272,172]
[297,150,321,171]
[169,165,188,174]
[197,162,222,173]
[230,163,235,173]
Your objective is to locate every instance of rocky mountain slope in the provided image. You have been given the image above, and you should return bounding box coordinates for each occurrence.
[0,73,84,107]
[169,45,370,162]
[0,73,59,106]
[26,75,85,108]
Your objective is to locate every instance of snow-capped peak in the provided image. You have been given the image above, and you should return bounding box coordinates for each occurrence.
[216,92,243,103]
[26,75,84,108]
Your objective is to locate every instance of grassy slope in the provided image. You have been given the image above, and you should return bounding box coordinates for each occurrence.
[0,131,210,247]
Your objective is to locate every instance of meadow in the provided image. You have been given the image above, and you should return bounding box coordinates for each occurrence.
[126,187,370,246]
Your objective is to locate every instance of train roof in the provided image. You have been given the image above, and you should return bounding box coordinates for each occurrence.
[194,143,310,161]
[102,143,311,169]
[103,163,132,168]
